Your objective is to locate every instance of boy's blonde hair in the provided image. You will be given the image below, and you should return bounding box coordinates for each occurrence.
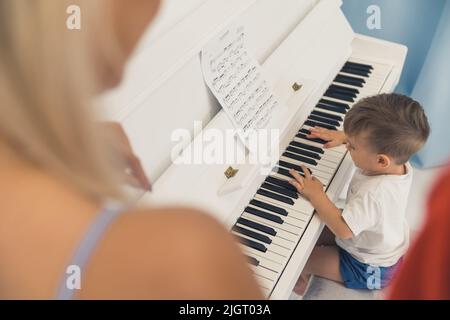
[0,0,126,200]
[344,93,430,164]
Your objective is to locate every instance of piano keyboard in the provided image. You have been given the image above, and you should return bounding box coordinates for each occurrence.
[231,58,393,297]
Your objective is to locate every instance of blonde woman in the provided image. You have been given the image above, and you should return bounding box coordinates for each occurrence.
[0,0,262,299]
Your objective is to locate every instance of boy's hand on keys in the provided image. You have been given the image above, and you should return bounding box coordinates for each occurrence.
[289,166,325,201]
[308,127,347,148]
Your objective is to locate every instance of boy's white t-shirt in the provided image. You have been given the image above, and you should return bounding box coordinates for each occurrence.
[335,162,413,267]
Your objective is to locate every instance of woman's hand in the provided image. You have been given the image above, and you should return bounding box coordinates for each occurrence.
[103,122,152,191]
[307,127,347,148]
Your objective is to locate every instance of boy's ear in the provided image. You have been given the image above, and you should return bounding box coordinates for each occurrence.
[377,154,391,168]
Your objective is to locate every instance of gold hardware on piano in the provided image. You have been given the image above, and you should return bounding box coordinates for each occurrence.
[292,82,303,92]
[224,166,239,179]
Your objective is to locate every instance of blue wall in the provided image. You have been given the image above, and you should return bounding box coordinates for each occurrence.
[342,0,446,95]
[410,0,450,168]
[342,0,450,168]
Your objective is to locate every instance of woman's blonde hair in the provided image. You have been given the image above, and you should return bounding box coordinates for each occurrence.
[0,0,127,200]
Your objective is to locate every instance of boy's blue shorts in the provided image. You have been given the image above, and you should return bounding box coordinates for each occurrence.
[339,248,403,290]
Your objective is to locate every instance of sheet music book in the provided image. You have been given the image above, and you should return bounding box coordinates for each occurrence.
[201,23,282,150]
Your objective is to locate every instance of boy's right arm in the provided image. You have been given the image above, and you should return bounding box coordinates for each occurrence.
[307,127,347,149]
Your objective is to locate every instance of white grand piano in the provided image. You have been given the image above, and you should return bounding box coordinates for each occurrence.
[102,0,407,299]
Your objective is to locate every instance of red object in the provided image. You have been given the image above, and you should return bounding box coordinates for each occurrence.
[389,166,450,299]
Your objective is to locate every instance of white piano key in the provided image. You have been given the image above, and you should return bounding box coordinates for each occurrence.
[254,193,313,218]
[247,204,309,229]
[238,217,301,242]
[236,223,295,249]
[241,212,305,236]
[276,164,331,186]
[241,243,288,271]
[300,127,348,158]
[332,81,373,95]
[240,239,291,266]
[320,95,354,106]
[288,143,342,163]
[293,136,346,156]
[235,223,295,250]
[242,248,285,274]
[277,167,330,188]
[252,268,277,290]
[250,197,311,221]
[237,238,289,265]
[279,155,335,177]
[312,106,346,119]
[270,235,296,249]
[278,159,333,185]
[320,155,343,166]
[318,157,342,169]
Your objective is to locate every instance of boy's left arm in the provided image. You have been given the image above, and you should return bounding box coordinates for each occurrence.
[289,167,353,240]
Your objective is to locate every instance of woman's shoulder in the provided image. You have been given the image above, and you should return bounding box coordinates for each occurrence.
[112,206,230,246]
[77,206,262,299]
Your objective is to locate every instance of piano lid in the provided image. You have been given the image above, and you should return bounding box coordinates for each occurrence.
[135,0,357,222]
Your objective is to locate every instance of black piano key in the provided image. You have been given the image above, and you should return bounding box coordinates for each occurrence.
[290,141,324,154]
[341,67,370,78]
[320,99,350,110]
[327,89,357,99]
[256,189,294,206]
[336,73,366,83]
[343,65,372,75]
[278,160,306,174]
[250,199,289,217]
[279,160,313,174]
[287,146,321,160]
[275,167,299,179]
[315,104,347,115]
[261,182,298,199]
[311,110,343,122]
[236,235,267,253]
[299,128,311,135]
[324,91,355,103]
[283,152,318,166]
[345,61,373,71]
[327,86,358,97]
[245,255,260,267]
[334,74,365,87]
[329,84,360,95]
[342,64,371,74]
[238,217,277,236]
[335,79,364,88]
[265,176,298,193]
[233,225,272,245]
[304,120,337,131]
[245,206,284,224]
[296,133,327,144]
[308,115,340,127]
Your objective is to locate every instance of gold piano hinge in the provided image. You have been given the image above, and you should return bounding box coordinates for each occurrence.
[224,166,239,179]
[292,82,303,92]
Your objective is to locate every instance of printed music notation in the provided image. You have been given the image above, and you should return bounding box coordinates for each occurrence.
[201,24,280,138]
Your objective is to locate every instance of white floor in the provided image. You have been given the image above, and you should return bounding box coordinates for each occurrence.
[290,165,443,300]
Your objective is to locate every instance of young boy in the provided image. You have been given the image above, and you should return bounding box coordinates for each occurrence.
[288,93,430,295]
